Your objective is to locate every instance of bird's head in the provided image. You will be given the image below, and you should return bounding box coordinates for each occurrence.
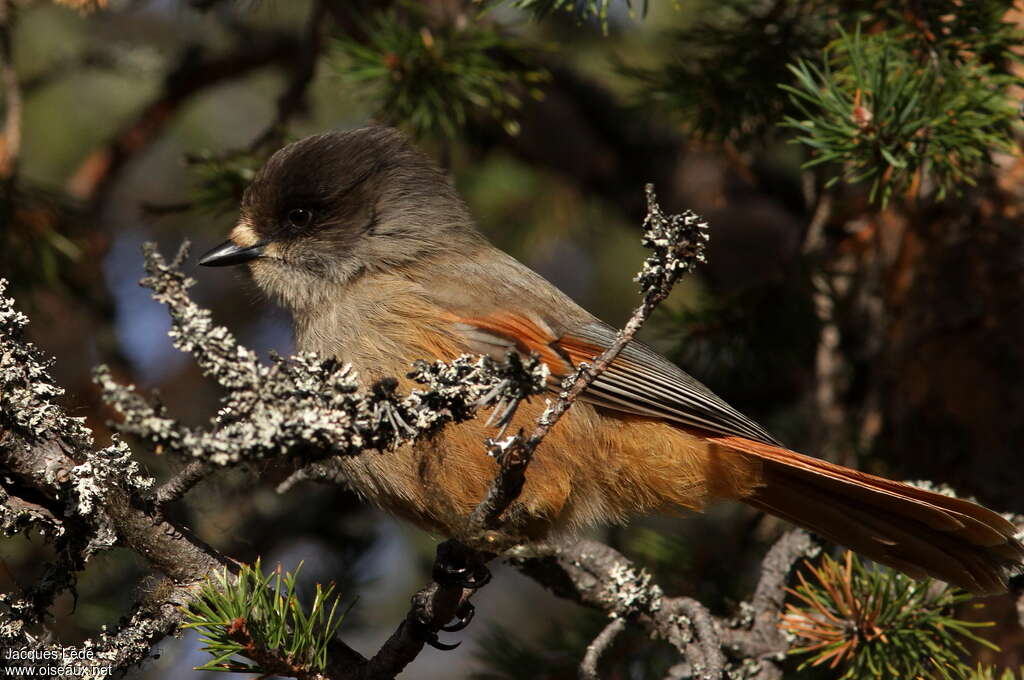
[199,126,479,310]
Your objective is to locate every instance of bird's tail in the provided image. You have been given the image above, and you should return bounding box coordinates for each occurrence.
[708,435,1024,595]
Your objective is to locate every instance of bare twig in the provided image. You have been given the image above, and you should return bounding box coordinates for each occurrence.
[154,460,212,506]
[517,540,726,680]
[65,32,302,207]
[802,189,833,253]
[249,0,328,151]
[579,617,626,680]
[277,460,348,494]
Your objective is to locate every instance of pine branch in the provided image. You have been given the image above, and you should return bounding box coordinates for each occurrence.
[332,8,548,139]
[781,25,1019,205]
[781,551,998,679]
[183,561,347,678]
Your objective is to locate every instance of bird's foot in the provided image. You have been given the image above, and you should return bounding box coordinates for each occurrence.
[440,602,475,632]
[411,621,462,651]
[432,540,492,590]
[409,602,475,651]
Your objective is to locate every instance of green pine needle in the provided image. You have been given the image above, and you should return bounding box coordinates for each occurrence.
[503,0,647,33]
[966,664,1024,680]
[182,559,349,676]
[332,9,548,140]
[186,152,260,215]
[781,551,999,680]
[780,25,1020,206]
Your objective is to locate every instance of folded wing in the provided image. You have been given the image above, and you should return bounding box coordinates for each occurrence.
[453,314,777,445]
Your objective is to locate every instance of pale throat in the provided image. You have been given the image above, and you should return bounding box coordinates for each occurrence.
[286,274,463,385]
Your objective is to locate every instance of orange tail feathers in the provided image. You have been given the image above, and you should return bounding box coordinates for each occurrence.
[709,435,1024,595]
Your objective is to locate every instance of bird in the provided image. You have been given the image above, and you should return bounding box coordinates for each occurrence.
[199,126,1023,596]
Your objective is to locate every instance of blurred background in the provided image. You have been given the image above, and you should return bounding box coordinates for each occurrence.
[2,0,1024,677]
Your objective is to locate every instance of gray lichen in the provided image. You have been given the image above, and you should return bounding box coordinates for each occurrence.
[0,597,174,678]
[0,279,93,448]
[635,184,710,298]
[0,486,65,539]
[602,561,664,618]
[69,438,154,518]
[96,242,550,469]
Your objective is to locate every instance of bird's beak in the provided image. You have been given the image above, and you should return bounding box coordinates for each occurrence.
[198,240,266,267]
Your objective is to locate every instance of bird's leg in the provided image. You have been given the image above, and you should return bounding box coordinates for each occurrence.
[406,540,492,651]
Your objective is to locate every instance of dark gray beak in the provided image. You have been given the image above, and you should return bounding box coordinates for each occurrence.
[199,240,266,267]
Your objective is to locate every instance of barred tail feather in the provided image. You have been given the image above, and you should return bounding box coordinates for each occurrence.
[711,435,1024,595]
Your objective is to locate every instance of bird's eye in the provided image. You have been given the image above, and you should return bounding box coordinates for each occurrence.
[287,208,313,229]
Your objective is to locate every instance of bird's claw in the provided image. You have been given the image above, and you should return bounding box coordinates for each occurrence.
[440,602,475,632]
[410,617,463,651]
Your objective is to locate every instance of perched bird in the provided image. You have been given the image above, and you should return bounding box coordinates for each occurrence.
[200,126,1023,595]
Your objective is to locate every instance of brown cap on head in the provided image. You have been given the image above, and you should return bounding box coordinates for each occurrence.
[199,126,482,275]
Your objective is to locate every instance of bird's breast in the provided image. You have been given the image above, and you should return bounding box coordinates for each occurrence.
[289,278,747,540]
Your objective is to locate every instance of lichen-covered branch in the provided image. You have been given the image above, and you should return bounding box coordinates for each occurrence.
[579,617,626,680]
[96,242,549,474]
[517,531,818,680]
[0,278,230,670]
[721,529,818,670]
[1,190,814,680]
[0,242,547,679]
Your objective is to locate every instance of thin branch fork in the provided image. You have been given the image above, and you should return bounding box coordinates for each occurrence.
[580,617,626,680]
[515,539,726,680]
[517,533,815,680]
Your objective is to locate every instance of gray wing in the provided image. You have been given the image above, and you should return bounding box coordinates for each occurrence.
[453,310,781,446]
[564,322,781,445]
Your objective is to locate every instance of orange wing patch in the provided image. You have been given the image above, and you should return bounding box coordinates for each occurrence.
[556,334,608,367]
[449,312,573,376]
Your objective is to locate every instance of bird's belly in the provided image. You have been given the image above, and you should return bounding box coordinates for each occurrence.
[335,396,751,541]
[295,305,760,539]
